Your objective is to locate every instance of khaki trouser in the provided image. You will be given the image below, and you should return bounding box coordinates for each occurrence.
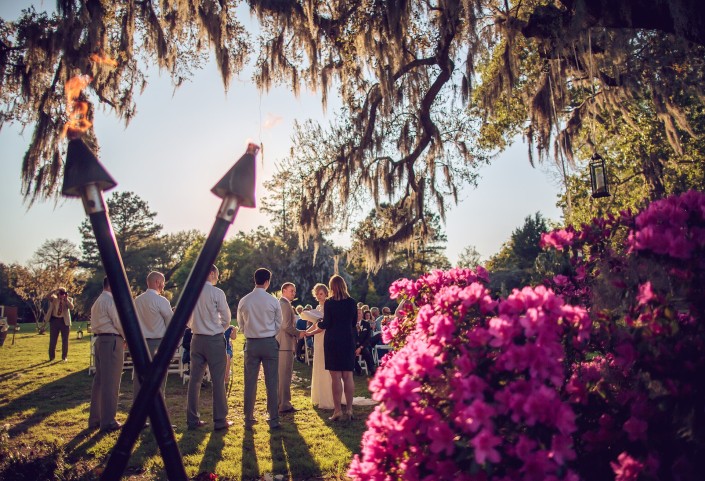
[186,334,228,429]
[133,338,167,401]
[278,349,295,412]
[89,335,124,429]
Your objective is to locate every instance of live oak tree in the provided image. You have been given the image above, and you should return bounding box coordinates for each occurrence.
[2,0,704,267]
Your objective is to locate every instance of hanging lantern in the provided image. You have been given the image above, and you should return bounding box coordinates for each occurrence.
[589,153,610,198]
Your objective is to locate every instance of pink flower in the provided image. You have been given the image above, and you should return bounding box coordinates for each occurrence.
[611,452,645,481]
[637,281,656,305]
[541,228,575,251]
[623,416,648,441]
[549,434,576,465]
[471,428,502,465]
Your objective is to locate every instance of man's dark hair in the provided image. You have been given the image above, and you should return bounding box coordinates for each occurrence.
[254,268,272,285]
[103,276,110,289]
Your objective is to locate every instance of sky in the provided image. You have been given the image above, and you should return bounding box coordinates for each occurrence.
[0,2,564,268]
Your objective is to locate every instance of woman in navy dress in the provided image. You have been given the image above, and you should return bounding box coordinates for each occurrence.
[317,275,357,420]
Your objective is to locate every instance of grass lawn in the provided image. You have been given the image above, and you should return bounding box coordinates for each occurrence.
[0,327,375,480]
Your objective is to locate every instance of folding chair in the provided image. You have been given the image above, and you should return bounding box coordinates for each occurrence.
[357,354,369,375]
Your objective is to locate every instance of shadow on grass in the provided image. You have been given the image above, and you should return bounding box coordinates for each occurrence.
[0,360,52,382]
[241,429,259,480]
[4,370,89,438]
[196,429,226,476]
[270,417,323,480]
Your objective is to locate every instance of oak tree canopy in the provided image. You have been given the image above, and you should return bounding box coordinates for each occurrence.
[1,0,703,267]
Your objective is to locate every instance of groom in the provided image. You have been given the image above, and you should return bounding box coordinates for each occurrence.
[276,282,306,413]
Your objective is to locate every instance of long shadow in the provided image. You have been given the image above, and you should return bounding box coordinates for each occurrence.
[313,403,374,455]
[271,415,323,480]
[3,370,90,438]
[0,360,51,381]
[64,427,105,462]
[241,429,259,480]
[196,429,226,476]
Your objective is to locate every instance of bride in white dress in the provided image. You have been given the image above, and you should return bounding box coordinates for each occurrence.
[304,283,337,410]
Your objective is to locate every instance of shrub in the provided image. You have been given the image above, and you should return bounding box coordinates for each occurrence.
[350,190,705,481]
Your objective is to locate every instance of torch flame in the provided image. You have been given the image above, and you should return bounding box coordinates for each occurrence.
[89,53,118,68]
[63,74,93,139]
[62,53,117,139]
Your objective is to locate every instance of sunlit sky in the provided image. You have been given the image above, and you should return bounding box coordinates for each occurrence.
[0,2,563,268]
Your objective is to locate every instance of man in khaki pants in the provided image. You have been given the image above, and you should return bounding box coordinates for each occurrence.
[276,282,305,413]
[186,265,232,431]
[88,277,124,432]
[134,271,173,401]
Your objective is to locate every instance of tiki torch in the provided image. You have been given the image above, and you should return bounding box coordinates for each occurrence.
[62,137,188,481]
[102,143,259,479]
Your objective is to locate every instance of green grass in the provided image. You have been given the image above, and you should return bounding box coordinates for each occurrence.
[0,327,375,480]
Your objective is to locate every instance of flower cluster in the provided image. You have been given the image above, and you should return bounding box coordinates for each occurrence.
[350,271,589,480]
[627,189,705,260]
[351,191,705,481]
[385,267,490,350]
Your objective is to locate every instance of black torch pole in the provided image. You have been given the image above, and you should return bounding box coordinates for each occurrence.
[103,200,237,478]
[62,137,187,480]
[84,185,188,481]
[102,143,259,479]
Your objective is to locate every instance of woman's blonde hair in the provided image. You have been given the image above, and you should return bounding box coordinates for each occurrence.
[328,275,350,300]
[311,283,329,297]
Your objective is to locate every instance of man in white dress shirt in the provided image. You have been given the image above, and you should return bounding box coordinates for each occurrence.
[186,265,233,431]
[238,268,282,429]
[134,271,173,401]
[88,277,125,432]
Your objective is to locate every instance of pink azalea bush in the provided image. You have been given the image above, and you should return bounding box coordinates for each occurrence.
[349,190,705,481]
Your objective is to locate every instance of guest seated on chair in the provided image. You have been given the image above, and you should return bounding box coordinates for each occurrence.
[354,313,376,376]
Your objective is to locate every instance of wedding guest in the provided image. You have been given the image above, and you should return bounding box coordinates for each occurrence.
[317,275,357,421]
[295,314,313,363]
[370,306,380,325]
[45,287,74,361]
[181,327,193,372]
[305,283,336,410]
[224,323,237,388]
[133,271,172,401]
[88,277,124,432]
[186,265,232,431]
[374,306,391,333]
[238,268,282,430]
[276,282,305,413]
[355,311,376,376]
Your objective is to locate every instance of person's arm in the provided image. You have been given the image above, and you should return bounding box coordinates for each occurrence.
[273,298,282,333]
[318,301,332,330]
[237,300,245,333]
[66,297,75,310]
[218,290,232,331]
[159,297,174,326]
[109,299,125,338]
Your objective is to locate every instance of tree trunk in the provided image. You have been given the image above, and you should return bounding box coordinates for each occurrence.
[642,151,666,200]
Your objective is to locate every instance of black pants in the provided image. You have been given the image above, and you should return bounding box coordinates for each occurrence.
[355,346,375,375]
[49,317,70,360]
